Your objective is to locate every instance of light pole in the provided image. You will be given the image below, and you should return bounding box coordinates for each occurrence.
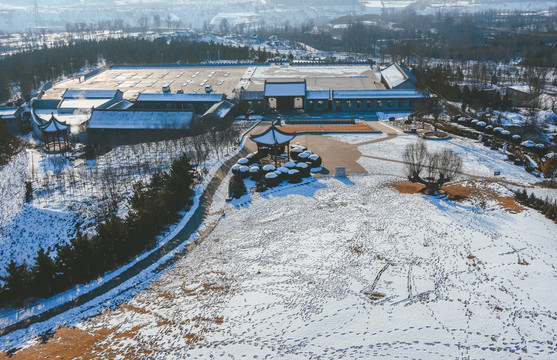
[51,66,55,81]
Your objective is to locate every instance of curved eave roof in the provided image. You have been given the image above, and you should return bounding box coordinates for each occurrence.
[39,114,69,133]
[250,125,296,146]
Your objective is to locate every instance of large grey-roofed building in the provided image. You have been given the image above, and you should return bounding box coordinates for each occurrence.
[88,109,196,144]
[134,93,225,114]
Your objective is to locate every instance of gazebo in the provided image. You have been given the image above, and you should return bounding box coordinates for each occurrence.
[250,123,296,166]
[39,113,70,152]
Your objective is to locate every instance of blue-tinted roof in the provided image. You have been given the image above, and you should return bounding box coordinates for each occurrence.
[203,100,235,118]
[88,110,193,130]
[32,99,61,109]
[0,107,20,117]
[332,90,425,99]
[306,91,330,100]
[264,82,306,97]
[108,100,134,110]
[136,93,225,102]
[62,89,120,99]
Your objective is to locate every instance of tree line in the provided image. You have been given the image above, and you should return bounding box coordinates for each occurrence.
[515,189,557,223]
[0,37,273,104]
[258,9,557,66]
[0,153,196,305]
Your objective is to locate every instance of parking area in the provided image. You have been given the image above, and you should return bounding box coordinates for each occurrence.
[43,66,250,100]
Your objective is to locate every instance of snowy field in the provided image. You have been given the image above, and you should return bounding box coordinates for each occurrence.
[357,134,542,185]
[1,132,551,358]
[62,171,557,358]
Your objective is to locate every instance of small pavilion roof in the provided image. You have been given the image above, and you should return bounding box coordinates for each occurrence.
[38,113,69,133]
[250,124,296,146]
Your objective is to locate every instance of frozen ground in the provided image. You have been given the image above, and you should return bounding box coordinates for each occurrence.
[62,172,557,359]
[3,131,554,358]
[357,134,542,185]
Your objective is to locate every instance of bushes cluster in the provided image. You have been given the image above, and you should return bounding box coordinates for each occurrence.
[0,122,23,166]
[515,189,557,222]
[0,153,196,306]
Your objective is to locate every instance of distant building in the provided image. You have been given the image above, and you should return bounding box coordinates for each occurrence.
[506,85,533,107]
[0,106,23,134]
[380,63,417,90]
[332,90,424,112]
[305,91,331,112]
[238,90,265,114]
[134,93,225,114]
[201,100,236,127]
[88,109,197,145]
[264,80,306,111]
[58,89,123,114]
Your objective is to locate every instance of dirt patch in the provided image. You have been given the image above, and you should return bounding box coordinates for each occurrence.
[444,184,525,214]
[493,196,525,214]
[363,291,386,301]
[392,181,525,214]
[279,123,377,133]
[392,182,425,194]
[0,327,111,360]
[442,184,473,199]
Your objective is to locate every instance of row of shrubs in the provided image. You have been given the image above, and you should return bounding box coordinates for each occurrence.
[0,154,197,306]
[515,189,557,223]
[428,118,547,174]
[452,116,550,156]
[229,146,322,198]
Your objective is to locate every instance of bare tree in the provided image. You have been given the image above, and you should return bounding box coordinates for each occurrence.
[191,133,210,168]
[402,141,428,181]
[403,143,462,195]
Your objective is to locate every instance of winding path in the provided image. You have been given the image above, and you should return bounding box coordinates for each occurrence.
[0,147,249,339]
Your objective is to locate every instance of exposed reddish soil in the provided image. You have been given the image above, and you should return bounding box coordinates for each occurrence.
[0,327,112,360]
[392,182,525,214]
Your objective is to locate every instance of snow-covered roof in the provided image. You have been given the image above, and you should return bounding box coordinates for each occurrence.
[264,81,306,97]
[136,93,225,102]
[381,64,407,89]
[203,100,235,119]
[108,100,134,110]
[380,63,416,89]
[58,98,113,109]
[88,110,193,130]
[332,90,425,99]
[306,91,330,100]
[62,89,121,99]
[31,99,61,109]
[38,114,69,133]
[250,124,296,146]
[0,107,20,118]
[240,91,264,100]
[507,85,531,94]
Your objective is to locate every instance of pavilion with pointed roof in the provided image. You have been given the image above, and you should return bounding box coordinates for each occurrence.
[250,122,296,166]
[38,113,70,152]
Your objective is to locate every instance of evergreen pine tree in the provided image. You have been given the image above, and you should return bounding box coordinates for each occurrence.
[32,247,56,297]
[3,260,31,301]
[25,181,33,203]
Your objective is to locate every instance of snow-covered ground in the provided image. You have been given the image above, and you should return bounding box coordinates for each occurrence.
[3,130,556,357]
[357,134,541,184]
[0,138,244,347]
[59,170,557,358]
[0,136,238,279]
